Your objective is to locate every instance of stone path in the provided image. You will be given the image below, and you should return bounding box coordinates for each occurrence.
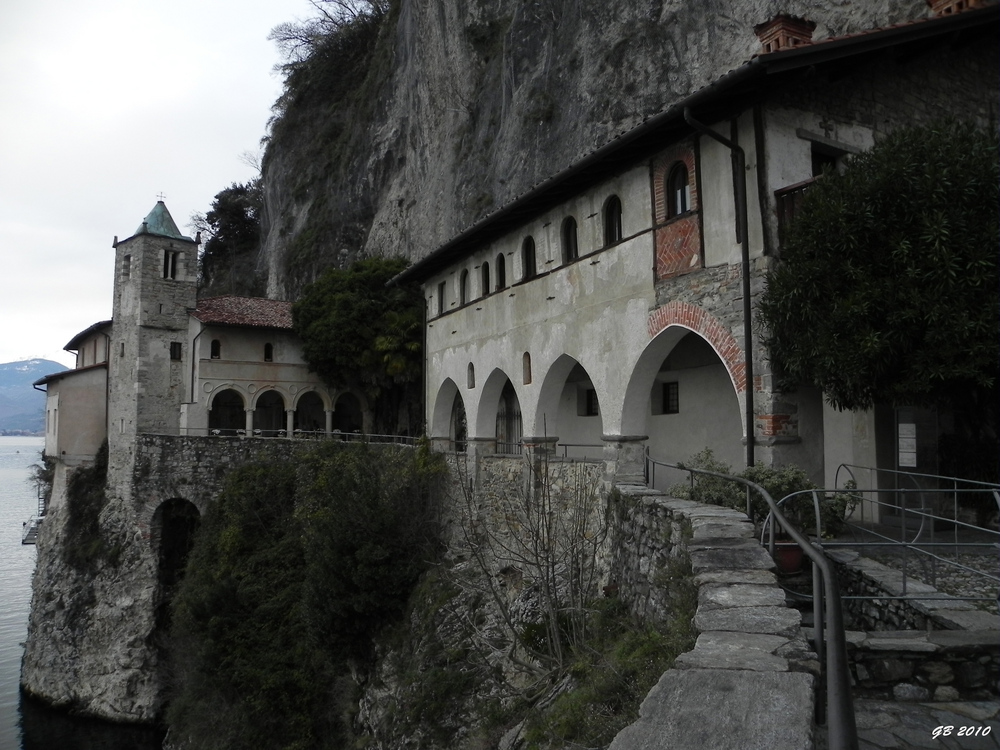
[814,699,1000,750]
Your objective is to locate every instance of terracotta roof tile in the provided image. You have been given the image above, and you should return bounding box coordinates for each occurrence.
[191,296,294,329]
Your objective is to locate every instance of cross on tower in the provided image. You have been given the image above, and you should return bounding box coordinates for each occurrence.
[156,192,167,202]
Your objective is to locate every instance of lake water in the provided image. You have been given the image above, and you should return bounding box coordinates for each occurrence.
[0,437,164,749]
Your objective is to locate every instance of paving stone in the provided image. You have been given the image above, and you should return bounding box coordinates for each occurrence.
[694,605,801,636]
[928,630,1000,648]
[865,636,938,652]
[698,583,788,610]
[694,568,777,586]
[929,609,1000,630]
[674,631,791,672]
[608,669,814,750]
[689,546,774,573]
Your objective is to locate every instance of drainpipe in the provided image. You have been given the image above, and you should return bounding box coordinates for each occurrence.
[684,108,755,467]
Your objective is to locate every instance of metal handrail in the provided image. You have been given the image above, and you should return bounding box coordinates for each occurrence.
[645,452,858,750]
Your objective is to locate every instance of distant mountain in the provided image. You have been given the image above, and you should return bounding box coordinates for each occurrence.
[0,359,68,434]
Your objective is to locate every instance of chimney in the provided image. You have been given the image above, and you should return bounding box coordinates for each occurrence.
[926,0,982,15]
[754,15,817,54]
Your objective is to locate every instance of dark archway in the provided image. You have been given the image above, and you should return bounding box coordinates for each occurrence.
[333,392,363,434]
[496,380,523,455]
[253,390,286,435]
[294,391,325,434]
[208,388,244,435]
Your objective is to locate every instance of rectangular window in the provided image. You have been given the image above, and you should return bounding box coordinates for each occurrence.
[163,250,178,279]
[170,342,182,360]
[663,382,679,414]
[437,281,446,316]
[585,389,599,416]
[122,255,131,280]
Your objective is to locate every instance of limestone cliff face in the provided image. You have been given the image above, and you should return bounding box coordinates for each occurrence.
[262,0,927,300]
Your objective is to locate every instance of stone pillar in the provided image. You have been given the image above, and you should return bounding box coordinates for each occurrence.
[244,408,254,436]
[602,435,649,486]
[325,409,333,436]
[285,409,295,438]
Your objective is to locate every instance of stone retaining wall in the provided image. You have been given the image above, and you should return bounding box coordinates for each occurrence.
[608,483,819,750]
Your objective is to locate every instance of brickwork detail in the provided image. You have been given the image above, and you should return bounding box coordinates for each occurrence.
[652,143,701,280]
[647,300,746,393]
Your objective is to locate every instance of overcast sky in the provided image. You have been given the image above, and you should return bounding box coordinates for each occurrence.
[0,0,312,368]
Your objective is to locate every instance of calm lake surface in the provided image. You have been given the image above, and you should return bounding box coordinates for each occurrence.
[0,437,164,749]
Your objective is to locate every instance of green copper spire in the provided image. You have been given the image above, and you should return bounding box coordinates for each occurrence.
[135,201,193,241]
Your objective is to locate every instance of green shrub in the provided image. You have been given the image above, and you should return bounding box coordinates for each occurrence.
[167,441,444,750]
[672,449,854,537]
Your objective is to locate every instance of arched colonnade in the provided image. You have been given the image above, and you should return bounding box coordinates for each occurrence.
[205,383,370,437]
[429,302,748,484]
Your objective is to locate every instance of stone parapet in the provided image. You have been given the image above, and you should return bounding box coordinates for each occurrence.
[609,483,818,750]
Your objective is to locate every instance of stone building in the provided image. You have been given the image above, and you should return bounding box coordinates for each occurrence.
[36,200,376,468]
[396,3,999,516]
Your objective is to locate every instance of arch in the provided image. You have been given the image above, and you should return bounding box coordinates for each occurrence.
[521,236,536,280]
[253,389,286,435]
[532,354,604,455]
[332,391,364,434]
[481,262,491,297]
[294,390,326,434]
[151,498,201,633]
[666,162,690,218]
[561,216,579,263]
[475,368,522,453]
[152,498,201,589]
[496,381,523,454]
[208,388,245,434]
[460,269,469,306]
[620,303,745,474]
[603,195,623,245]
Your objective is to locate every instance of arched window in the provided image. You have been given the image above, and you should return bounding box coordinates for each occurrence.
[667,162,690,218]
[208,389,244,435]
[521,236,536,280]
[603,195,623,245]
[522,352,532,385]
[481,262,491,297]
[210,339,221,359]
[460,269,469,306]
[561,216,578,263]
[467,362,476,389]
[496,254,506,290]
[264,343,273,362]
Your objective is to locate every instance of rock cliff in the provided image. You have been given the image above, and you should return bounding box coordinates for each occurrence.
[261,0,928,300]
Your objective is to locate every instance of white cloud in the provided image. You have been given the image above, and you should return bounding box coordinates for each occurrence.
[0,0,309,367]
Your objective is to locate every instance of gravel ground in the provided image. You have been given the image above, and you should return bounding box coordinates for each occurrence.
[863,550,999,615]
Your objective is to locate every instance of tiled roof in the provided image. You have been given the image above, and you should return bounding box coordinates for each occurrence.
[191,296,294,329]
[64,320,112,351]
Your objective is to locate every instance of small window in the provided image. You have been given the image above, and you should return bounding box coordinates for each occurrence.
[437,281,446,315]
[481,262,491,297]
[496,254,506,291]
[163,250,179,279]
[122,255,131,280]
[210,339,221,359]
[603,195,623,245]
[561,216,578,263]
[522,352,532,385]
[120,342,125,357]
[170,342,182,361]
[467,363,476,389]
[663,382,679,414]
[666,163,690,218]
[584,389,599,416]
[521,237,536,280]
[460,270,469,306]
[264,343,274,362]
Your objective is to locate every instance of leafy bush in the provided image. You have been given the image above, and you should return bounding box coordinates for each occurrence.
[167,441,444,750]
[671,449,854,537]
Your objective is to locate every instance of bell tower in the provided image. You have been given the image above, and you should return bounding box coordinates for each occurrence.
[108,201,199,452]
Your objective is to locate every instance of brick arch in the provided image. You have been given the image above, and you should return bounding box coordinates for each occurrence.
[647,301,746,394]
